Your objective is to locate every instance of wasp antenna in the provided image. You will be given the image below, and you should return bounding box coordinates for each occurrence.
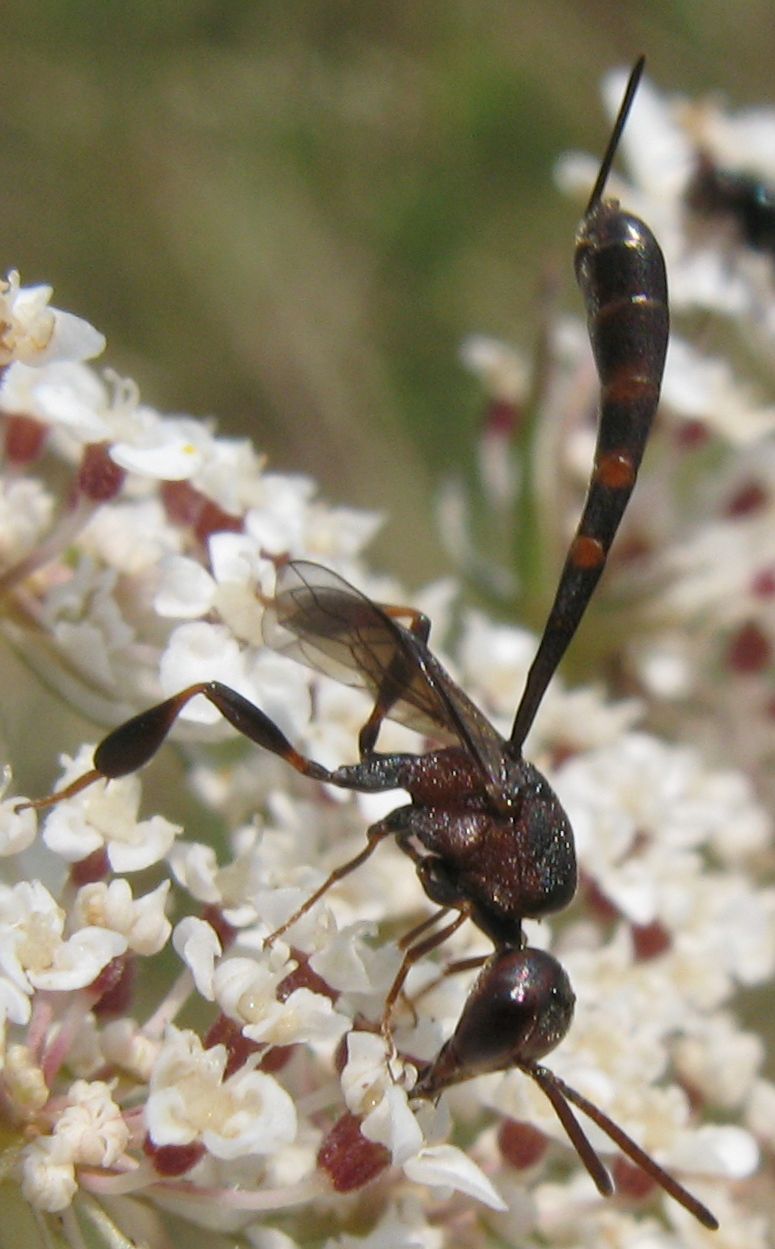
[584,55,645,216]
[526,1062,613,1197]
[537,1065,720,1230]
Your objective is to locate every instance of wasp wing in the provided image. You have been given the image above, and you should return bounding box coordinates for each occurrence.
[262,561,506,787]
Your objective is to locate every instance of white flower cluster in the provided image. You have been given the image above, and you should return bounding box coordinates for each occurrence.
[0,67,773,1249]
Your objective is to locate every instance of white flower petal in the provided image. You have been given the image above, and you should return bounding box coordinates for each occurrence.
[107,815,181,873]
[21,1137,77,1212]
[154,556,216,618]
[403,1144,507,1211]
[202,1067,297,1159]
[173,917,221,999]
[0,798,37,856]
[669,1124,759,1179]
[31,927,127,992]
[159,623,247,722]
[41,309,106,365]
[361,1083,424,1164]
[110,438,204,480]
[55,1080,129,1167]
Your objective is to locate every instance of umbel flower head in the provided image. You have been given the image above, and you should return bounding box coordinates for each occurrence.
[0,65,773,1249]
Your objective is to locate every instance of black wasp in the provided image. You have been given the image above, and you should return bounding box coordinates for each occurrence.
[25,59,717,1230]
[687,151,775,258]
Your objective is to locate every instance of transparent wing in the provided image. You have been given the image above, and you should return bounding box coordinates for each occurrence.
[262,561,506,786]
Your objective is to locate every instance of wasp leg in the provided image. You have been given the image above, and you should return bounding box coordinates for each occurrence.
[19,680,336,812]
[357,604,431,755]
[263,805,417,947]
[381,907,470,1040]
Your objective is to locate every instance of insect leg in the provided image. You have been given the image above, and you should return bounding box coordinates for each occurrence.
[264,810,408,947]
[398,907,453,950]
[357,605,431,756]
[406,953,490,1013]
[20,681,335,812]
[381,907,470,1038]
[379,603,432,639]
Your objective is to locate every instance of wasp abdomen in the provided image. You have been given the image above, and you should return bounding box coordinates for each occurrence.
[576,207,668,393]
[572,206,669,545]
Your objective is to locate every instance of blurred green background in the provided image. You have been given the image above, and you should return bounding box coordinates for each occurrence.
[5,1,775,584]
